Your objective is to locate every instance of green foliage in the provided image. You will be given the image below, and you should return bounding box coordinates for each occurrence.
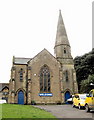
[31,100,36,105]
[74,48,94,92]
[80,74,94,93]
[88,74,94,82]
[1,104,56,118]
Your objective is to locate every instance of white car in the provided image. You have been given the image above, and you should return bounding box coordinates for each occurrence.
[67,98,73,104]
[0,99,6,104]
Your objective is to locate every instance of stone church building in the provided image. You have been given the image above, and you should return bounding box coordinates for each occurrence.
[8,11,78,104]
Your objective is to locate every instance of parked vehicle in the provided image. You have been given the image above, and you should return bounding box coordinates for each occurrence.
[85,89,94,112]
[67,98,73,104]
[0,99,6,104]
[67,95,74,104]
[72,94,87,109]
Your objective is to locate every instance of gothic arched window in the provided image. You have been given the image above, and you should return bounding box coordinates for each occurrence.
[40,65,50,92]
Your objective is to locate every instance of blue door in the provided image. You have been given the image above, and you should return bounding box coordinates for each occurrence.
[65,91,70,104]
[18,91,24,105]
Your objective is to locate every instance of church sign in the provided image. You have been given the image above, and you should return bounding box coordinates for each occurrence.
[39,93,53,97]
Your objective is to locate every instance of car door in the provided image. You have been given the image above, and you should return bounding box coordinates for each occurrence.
[76,95,80,106]
[92,91,94,108]
[89,91,93,106]
[75,95,79,106]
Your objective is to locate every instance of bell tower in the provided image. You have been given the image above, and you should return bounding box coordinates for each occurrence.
[54,10,78,100]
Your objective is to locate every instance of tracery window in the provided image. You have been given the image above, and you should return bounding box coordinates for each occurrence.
[40,65,50,92]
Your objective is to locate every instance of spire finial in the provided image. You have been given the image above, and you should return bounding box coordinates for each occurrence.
[59,9,62,17]
[59,9,61,13]
[58,9,63,25]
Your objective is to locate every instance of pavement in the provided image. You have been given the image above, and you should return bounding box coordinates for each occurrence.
[34,104,94,119]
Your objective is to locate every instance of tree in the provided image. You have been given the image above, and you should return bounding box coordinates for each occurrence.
[80,74,94,93]
[74,48,94,92]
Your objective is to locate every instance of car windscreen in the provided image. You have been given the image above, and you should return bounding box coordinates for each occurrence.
[79,95,86,99]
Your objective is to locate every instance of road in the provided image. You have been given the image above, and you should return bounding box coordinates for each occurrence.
[34,104,94,119]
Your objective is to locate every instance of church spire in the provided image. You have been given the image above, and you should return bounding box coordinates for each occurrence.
[55,10,70,48]
[54,10,72,63]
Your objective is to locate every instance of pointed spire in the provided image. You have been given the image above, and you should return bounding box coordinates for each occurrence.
[55,10,70,47]
[54,10,72,60]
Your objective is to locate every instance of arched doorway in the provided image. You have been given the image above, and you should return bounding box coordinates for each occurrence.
[64,91,71,104]
[18,91,24,105]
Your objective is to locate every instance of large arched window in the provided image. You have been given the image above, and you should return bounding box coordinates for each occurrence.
[40,65,50,92]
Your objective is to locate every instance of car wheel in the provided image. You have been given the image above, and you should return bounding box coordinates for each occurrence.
[85,104,90,112]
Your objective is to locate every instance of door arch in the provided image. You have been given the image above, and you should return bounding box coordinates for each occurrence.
[18,90,24,105]
[64,91,71,104]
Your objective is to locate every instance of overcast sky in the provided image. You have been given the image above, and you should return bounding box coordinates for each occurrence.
[0,0,93,83]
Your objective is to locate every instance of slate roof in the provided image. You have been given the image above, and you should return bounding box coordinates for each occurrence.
[14,57,31,65]
[0,83,9,91]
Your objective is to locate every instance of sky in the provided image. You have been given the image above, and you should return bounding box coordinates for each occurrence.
[0,0,93,83]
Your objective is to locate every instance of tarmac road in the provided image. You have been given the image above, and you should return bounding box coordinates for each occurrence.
[34,104,94,119]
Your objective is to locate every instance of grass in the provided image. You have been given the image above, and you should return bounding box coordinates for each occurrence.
[1,104,56,119]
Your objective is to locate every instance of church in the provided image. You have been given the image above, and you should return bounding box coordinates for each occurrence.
[8,10,78,105]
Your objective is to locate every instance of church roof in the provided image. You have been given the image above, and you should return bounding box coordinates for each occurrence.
[0,83,9,91]
[13,57,31,65]
[13,48,59,65]
[28,48,59,64]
